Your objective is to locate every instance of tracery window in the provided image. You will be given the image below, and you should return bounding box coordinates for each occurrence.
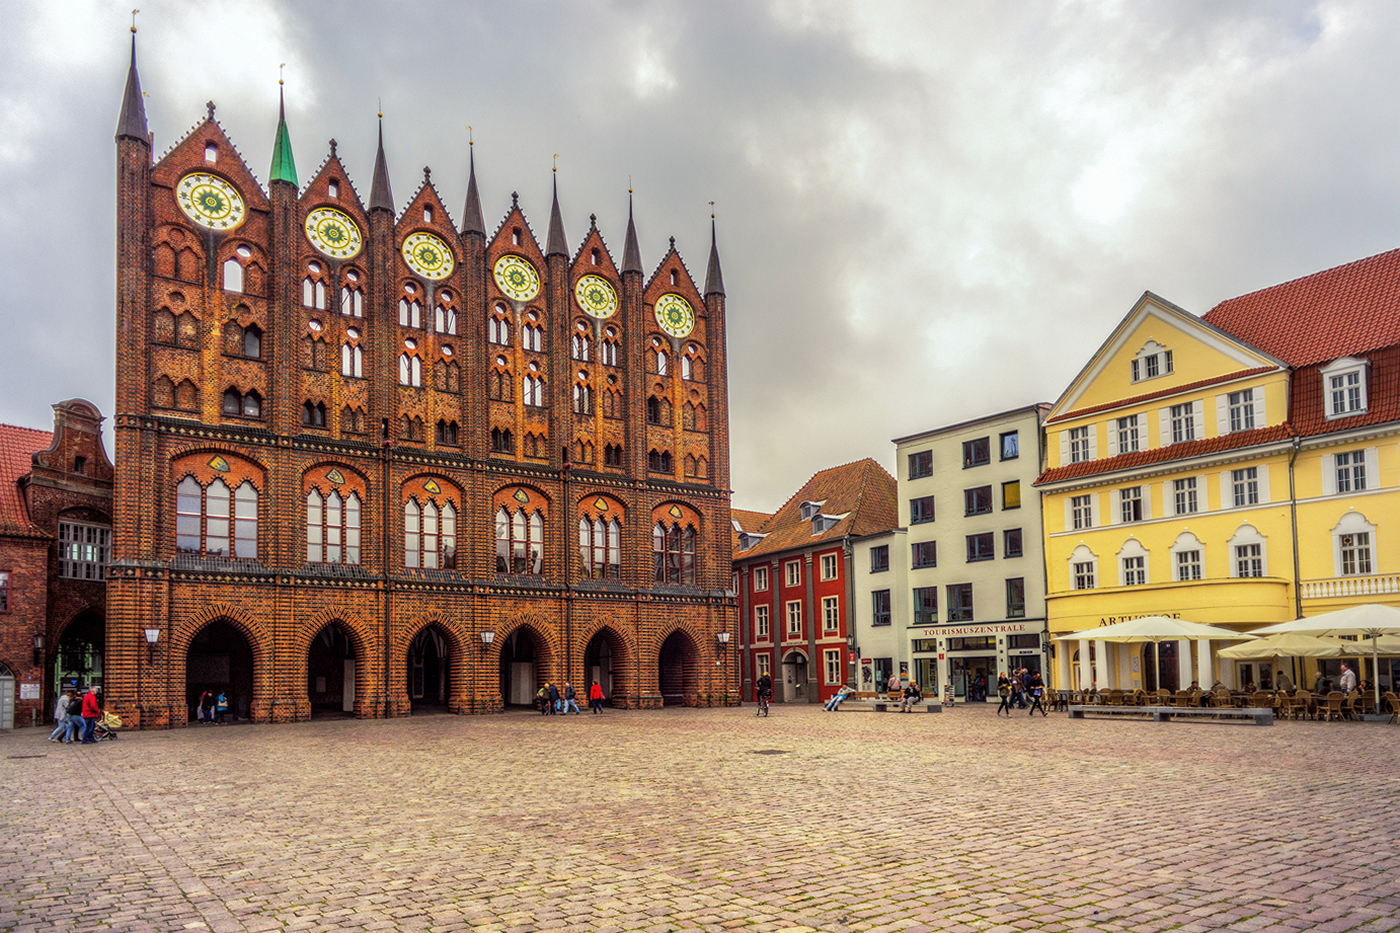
[491,427,514,453]
[578,503,622,580]
[434,289,457,335]
[221,388,262,418]
[571,329,590,362]
[600,327,619,366]
[489,357,513,401]
[398,284,422,328]
[523,370,544,407]
[341,340,363,378]
[652,520,697,585]
[488,305,511,345]
[307,489,361,564]
[404,499,456,569]
[521,312,544,351]
[573,376,593,415]
[399,354,422,387]
[176,476,257,558]
[496,504,544,574]
[340,269,363,317]
[302,400,326,427]
[303,261,328,309]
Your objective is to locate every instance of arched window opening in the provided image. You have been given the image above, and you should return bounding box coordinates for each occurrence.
[435,291,457,335]
[579,516,623,580]
[491,427,514,454]
[341,343,363,378]
[400,354,422,387]
[573,381,593,415]
[496,505,544,574]
[652,520,697,585]
[243,324,262,359]
[436,420,459,445]
[302,400,326,427]
[307,490,361,565]
[176,476,258,559]
[572,332,590,361]
[523,374,544,407]
[223,258,243,293]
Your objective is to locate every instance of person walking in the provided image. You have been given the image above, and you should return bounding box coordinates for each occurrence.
[547,682,561,715]
[198,690,214,724]
[215,692,230,723]
[562,682,580,715]
[887,671,902,700]
[1027,670,1048,717]
[64,692,83,743]
[80,687,101,744]
[995,673,1012,717]
[1340,663,1358,694]
[589,681,605,714]
[536,684,549,715]
[48,691,71,742]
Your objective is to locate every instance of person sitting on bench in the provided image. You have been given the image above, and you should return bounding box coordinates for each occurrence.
[899,681,922,712]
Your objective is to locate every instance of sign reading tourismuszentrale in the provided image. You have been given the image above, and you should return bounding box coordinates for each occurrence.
[918,622,1039,638]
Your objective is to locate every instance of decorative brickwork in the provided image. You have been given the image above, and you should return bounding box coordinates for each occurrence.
[106,50,736,728]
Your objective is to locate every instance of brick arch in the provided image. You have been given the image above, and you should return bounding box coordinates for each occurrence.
[576,618,634,706]
[575,489,630,512]
[494,610,560,703]
[295,611,378,720]
[52,602,105,637]
[654,623,703,707]
[492,482,552,508]
[390,611,469,715]
[171,604,274,725]
[167,444,271,475]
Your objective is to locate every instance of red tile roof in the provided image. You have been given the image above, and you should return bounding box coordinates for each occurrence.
[731,508,773,551]
[1203,247,1400,367]
[735,459,897,561]
[1047,367,1277,425]
[1035,424,1293,486]
[1290,344,1400,439]
[0,423,52,533]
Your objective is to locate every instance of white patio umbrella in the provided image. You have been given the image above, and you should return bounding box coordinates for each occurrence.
[1217,633,1349,690]
[1054,616,1254,689]
[1252,604,1400,712]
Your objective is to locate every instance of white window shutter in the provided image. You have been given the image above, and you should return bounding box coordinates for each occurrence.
[1216,394,1229,435]
[1107,423,1119,458]
[1257,465,1271,504]
[1141,486,1153,520]
[1192,401,1205,441]
[1107,490,1118,525]
[1090,493,1100,527]
[1253,392,1267,429]
[1162,481,1174,517]
[1064,496,1072,532]
[1059,430,1070,467]
[1159,408,1171,447]
[1322,455,1336,496]
[1087,426,1098,461]
[1220,471,1232,509]
[1365,447,1380,490]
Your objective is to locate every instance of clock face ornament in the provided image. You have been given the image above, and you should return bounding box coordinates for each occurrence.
[654,293,695,339]
[176,173,246,231]
[575,275,618,319]
[494,255,541,302]
[402,232,455,280]
[305,208,363,260]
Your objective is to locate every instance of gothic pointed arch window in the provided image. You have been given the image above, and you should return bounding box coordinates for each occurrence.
[223,245,251,293]
[495,487,547,575]
[571,323,590,362]
[302,400,327,427]
[174,456,261,559]
[435,289,457,335]
[521,311,544,351]
[491,426,514,454]
[523,364,545,407]
[340,268,364,317]
[303,261,328,310]
[488,303,511,346]
[398,282,422,328]
[601,326,619,366]
[489,355,513,401]
[403,476,459,570]
[652,504,699,585]
[305,466,364,565]
[573,373,593,415]
[341,327,363,377]
[650,337,669,375]
[399,352,422,387]
[578,496,624,580]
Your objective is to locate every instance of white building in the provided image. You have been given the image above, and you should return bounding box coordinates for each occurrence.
[881,404,1051,701]
[850,527,907,691]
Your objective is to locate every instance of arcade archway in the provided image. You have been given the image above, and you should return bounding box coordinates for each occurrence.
[308,622,356,717]
[407,626,451,711]
[54,610,105,696]
[584,627,628,706]
[658,630,698,706]
[781,649,808,704]
[499,627,546,707]
[186,620,254,723]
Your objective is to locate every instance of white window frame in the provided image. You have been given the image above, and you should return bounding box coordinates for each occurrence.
[1132,340,1173,383]
[1118,486,1145,524]
[1069,544,1097,591]
[1227,524,1268,579]
[1068,493,1096,530]
[1332,511,1376,577]
[753,566,769,592]
[1219,465,1270,510]
[785,560,801,587]
[1069,426,1091,464]
[785,600,803,635]
[1114,414,1139,456]
[1322,447,1379,496]
[756,653,771,678]
[1169,531,1204,582]
[1321,357,1369,419]
[1170,476,1199,516]
[820,554,839,580]
[822,596,840,632]
[824,648,842,686]
[1117,538,1149,587]
[754,604,770,639]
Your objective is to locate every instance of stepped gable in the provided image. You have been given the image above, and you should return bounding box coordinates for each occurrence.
[1203,247,1400,367]
[0,424,53,533]
[741,459,897,558]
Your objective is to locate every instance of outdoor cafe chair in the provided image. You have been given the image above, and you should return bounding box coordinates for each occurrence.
[1383,691,1399,724]
[1210,689,1234,708]
[1324,691,1345,722]
[1153,689,1171,705]
[1293,689,1314,720]
[1173,690,1191,709]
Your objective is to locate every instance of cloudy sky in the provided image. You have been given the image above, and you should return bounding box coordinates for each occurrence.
[3,0,1399,512]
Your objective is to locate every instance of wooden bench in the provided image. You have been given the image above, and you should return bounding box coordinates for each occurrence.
[1068,704,1272,726]
[835,692,941,713]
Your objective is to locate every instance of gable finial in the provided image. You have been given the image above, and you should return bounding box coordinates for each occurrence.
[467,125,473,147]
[206,100,216,120]
[709,200,715,220]
[279,62,284,86]
[131,8,138,33]
[511,190,519,208]
[553,153,558,173]
[424,165,431,182]
[669,236,675,249]
[329,138,337,158]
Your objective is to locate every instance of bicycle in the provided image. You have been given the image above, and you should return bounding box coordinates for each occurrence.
[755,692,770,717]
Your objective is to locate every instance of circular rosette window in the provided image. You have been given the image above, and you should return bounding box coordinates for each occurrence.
[305,207,363,260]
[654,293,695,339]
[176,173,246,231]
[574,274,618,319]
[402,232,455,280]
[493,255,541,302]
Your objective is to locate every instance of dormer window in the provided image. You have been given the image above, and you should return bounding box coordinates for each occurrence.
[1321,357,1369,419]
[738,532,766,551]
[811,514,845,534]
[1131,340,1173,383]
[799,500,825,521]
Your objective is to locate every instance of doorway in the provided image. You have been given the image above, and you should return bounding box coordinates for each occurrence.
[407,626,449,710]
[498,628,542,707]
[659,630,699,706]
[584,629,625,705]
[0,663,12,729]
[54,610,105,697]
[186,620,254,722]
[951,656,995,700]
[308,623,356,717]
[780,650,808,703]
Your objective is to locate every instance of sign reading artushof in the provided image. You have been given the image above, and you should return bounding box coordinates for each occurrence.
[919,622,1037,638]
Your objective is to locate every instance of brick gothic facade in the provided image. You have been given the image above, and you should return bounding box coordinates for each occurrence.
[107,42,736,728]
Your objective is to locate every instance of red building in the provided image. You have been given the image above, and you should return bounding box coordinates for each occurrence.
[733,460,896,703]
[0,401,114,729]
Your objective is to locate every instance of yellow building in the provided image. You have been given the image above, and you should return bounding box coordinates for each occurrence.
[1036,250,1400,693]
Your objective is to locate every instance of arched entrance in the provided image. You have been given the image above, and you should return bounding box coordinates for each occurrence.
[54,610,105,696]
[781,650,808,703]
[584,628,625,705]
[499,627,544,707]
[407,626,450,711]
[308,623,356,717]
[658,630,698,706]
[186,620,254,723]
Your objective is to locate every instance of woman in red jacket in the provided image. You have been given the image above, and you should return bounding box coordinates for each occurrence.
[589,681,605,715]
[80,689,101,744]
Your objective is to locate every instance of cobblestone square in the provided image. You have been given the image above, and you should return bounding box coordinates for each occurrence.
[3,704,1398,932]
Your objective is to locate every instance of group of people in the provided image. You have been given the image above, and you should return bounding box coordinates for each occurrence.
[536,681,607,715]
[196,690,231,724]
[46,687,102,744]
[996,668,1047,717]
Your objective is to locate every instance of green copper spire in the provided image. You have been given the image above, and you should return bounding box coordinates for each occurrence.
[269,81,298,187]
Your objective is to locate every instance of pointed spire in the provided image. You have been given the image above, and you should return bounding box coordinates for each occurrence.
[269,79,298,187]
[369,113,394,213]
[115,26,149,143]
[622,191,642,275]
[705,215,725,297]
[462,146,485,236]
[546,170,567,257]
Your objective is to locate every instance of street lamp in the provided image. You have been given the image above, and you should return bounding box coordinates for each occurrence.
[32,632,44,666]
[144,627,160,663]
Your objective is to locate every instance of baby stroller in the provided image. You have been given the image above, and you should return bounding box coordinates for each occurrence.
[92,711,122,741]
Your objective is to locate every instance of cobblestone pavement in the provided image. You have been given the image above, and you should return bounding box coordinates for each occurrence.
[3,702,1399,933]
